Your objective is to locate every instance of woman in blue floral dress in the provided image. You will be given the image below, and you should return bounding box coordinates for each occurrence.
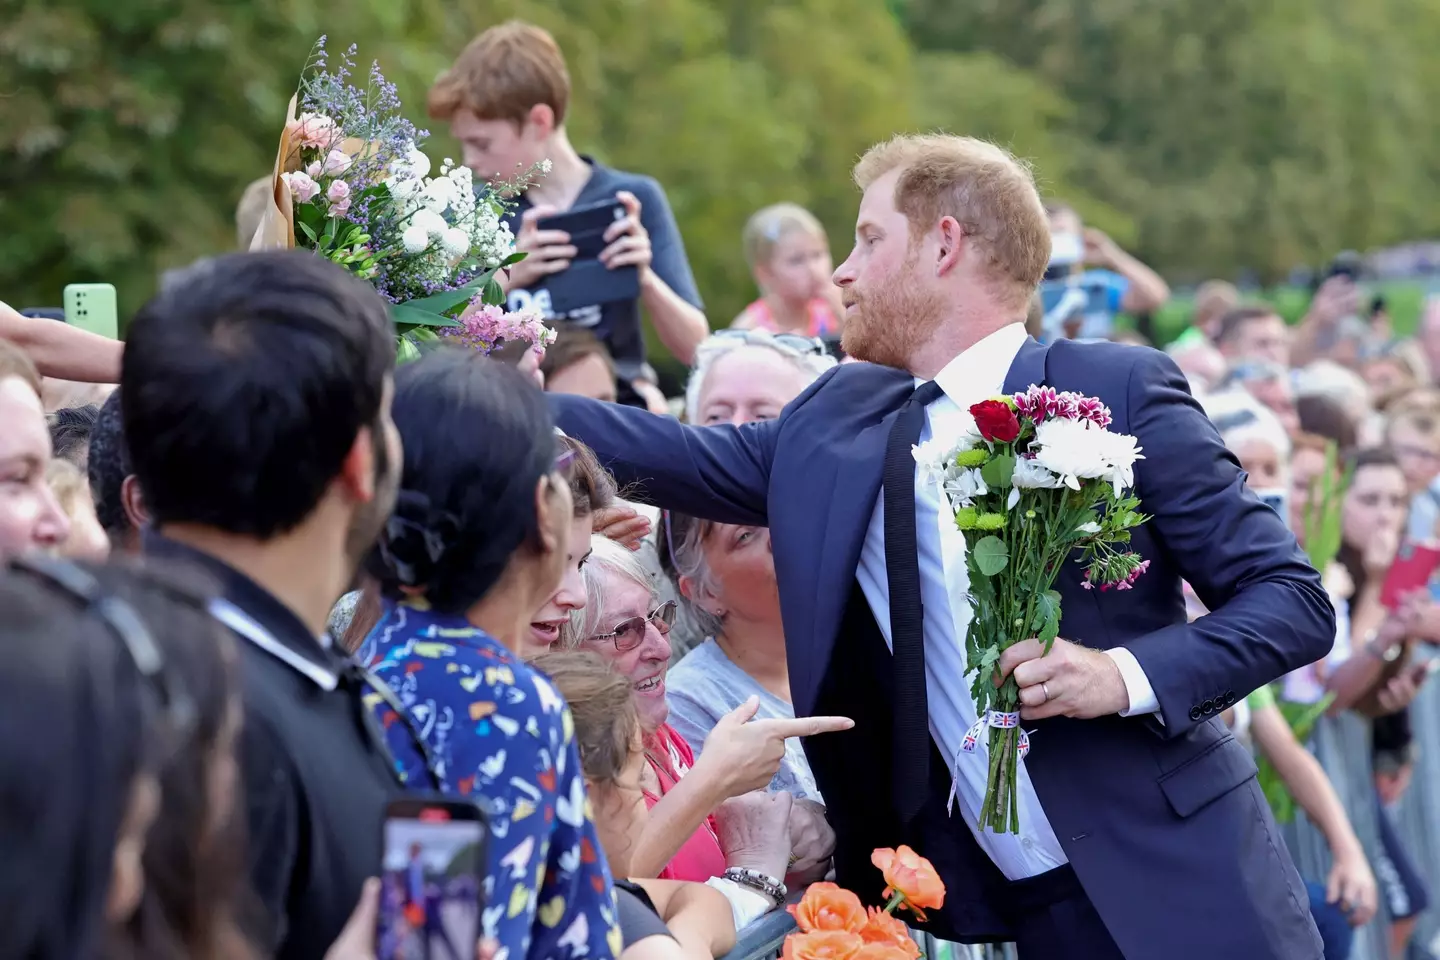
[357,350,621,960]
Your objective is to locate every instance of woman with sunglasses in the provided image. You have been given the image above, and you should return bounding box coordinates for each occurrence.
[565,538,848,900]
[356,349,620,960]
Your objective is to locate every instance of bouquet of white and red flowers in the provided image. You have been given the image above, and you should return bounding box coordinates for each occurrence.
[916,385,1148,834]
[248,38,554,361]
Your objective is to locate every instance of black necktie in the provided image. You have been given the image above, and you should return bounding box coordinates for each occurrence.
[883,379,945,827]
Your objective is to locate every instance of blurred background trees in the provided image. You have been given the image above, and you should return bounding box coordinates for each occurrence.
[5,0,1439,344]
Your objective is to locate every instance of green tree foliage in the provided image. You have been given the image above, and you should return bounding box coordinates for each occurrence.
[10,0,1437,351]
[906,0,1440,284]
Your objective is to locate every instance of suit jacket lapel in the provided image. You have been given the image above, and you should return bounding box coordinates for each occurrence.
[1003,337,1049,397]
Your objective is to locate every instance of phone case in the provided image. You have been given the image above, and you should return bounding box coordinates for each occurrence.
[536,201,640,313]
[63,283,119,339]
[1380,540,1440,609]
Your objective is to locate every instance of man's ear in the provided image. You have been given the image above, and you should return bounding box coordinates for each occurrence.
[526,103,557,139]
[935,216,965,277]
[120,475,149,530]
[338,426,378,504]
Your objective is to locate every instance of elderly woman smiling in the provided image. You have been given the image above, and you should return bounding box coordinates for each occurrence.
[564,537,849,896]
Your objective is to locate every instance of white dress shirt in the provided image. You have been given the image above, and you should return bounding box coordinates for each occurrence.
[856,322,1159,880]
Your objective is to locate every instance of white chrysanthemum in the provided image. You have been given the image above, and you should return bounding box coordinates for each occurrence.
[440,227,471,259]
[412,209,448,238]
[388,176,420,202]
[943,468,988,508]
[1030,417,1110,490]
[1012,456,1064,490]
[912,437,955,482]
[1092,429,1144,495]
[401,225,431,254]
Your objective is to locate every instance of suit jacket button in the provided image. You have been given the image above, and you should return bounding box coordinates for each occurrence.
[1225,691,1238,706]
[1201,698,1214,714]
[1189,705,1203,721]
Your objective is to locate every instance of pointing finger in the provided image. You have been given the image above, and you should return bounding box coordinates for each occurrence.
[725,695,761,725]
[756,716,855,739]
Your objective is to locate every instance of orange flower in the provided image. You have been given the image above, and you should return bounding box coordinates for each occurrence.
[789,882,867,934]
[870,846,946,917]
[782,930,864,960]
[852,944,919,960]
[858,907,920,959]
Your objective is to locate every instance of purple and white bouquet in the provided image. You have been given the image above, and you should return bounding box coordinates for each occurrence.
[249,39,554,360]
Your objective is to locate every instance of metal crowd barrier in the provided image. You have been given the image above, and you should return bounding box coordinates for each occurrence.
[1280,711,1389,960]
[726,689,1440,960]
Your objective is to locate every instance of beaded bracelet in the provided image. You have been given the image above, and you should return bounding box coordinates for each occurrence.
[722,867,787,907]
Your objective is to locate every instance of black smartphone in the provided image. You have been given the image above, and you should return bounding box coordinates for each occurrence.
[537,198,627,261]
[376,798,489,960]
[535,198,639,312]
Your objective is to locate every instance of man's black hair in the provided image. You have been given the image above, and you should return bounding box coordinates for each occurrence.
[87,392,132,538]
[120,250,395,539]
[48,404,99,469]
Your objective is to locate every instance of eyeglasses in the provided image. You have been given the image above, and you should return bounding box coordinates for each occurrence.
[11,554,198,744]
[588,600,677,652]
[711,329,829,357]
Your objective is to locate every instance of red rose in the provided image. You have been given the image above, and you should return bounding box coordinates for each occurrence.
[969,399,1020,443]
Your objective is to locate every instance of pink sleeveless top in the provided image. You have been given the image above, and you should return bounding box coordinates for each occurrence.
[738,298,840,338]
[643,723,726,882]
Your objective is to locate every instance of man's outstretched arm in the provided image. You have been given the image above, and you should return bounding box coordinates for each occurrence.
[549,393,779,527]
[1,301,122,383]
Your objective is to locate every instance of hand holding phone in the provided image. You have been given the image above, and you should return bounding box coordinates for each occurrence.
[377,799,488,960]
[1379,539,1440,609]
[509,206,578,290]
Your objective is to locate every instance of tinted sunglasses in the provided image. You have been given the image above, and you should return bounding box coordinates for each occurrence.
[588,600,677,652]
[12,555,198,743]
[711,328,828,357]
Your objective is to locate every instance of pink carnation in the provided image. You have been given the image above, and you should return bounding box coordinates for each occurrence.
[291,112,339,149]
[281,170,321,204]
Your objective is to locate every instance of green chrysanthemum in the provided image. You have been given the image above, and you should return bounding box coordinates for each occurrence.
[954,507,979,530]
[974,512,1007,531]
[954,448,989,468]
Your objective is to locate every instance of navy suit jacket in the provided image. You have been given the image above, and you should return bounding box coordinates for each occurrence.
[552,337,1333,959]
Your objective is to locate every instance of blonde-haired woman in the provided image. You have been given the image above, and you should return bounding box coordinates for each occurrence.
[731,203,842,337]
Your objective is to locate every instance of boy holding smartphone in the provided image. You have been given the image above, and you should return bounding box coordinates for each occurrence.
[428,21,709,410]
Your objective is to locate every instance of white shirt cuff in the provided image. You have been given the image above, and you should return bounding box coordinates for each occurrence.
[705,877,774,930]
[1106,646,1160,716]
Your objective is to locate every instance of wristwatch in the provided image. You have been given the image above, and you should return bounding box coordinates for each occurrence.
[722,867,787,907]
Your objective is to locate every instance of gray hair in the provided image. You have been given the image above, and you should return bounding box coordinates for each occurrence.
[660,511,726,640]
[683,332,836,423]
[561,535,657,648]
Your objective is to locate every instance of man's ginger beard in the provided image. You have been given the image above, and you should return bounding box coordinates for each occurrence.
[840,245,946,372]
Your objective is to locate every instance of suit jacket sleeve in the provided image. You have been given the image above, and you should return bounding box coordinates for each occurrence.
[548,368,838,525]
[1117,351,1335,737]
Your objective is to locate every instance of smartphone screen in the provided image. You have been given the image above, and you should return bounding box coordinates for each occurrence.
[377,800,488,960]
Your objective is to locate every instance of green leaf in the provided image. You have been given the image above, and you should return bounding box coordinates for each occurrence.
[971,535,1009,576]
[398,277,487,315]
[482,278,505,306]
[396,336,421,364]
[979,645,1000,673]
[502,251,527,267]
[980,452,1015,489]
[296,221,318,244]
[390,304,461,328]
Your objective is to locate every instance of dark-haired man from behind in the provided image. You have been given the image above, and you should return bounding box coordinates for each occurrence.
[87,391,147,554]
[122,250,406,960]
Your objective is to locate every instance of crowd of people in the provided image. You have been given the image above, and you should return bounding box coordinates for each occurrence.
[5,15,1440,960]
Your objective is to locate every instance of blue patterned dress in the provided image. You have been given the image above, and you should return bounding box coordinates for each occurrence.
[358,598,621,960]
